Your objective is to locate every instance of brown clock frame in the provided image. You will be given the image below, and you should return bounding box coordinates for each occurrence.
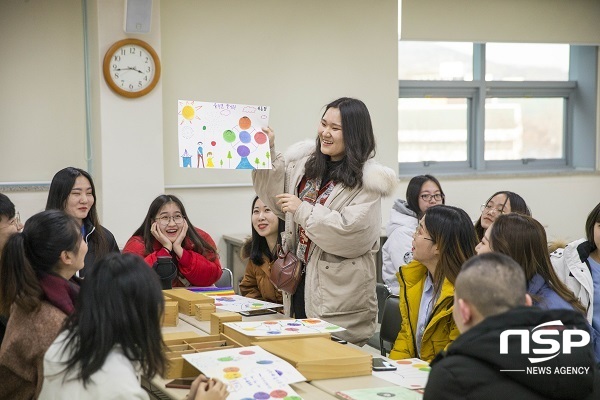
[102,38,161,98]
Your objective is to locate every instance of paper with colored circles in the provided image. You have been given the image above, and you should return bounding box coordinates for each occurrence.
[208,294,282,312]
[335,386,423,400]
[178,100,271,170]
[227,369,304,400]
[223,318,346,337]
[182,346,306,384]
[372,358,430,390]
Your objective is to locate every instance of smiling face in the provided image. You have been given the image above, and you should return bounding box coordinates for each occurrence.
[418,180,444,214]
[412,216,439,272]
[252,198,279,242]
[480,193,510,230]
[318,107,345,161]
[155,202,185,241]
[65,176,94,224]
[475,225,493,254]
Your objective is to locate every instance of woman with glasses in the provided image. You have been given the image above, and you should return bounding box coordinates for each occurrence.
[474,191,530,241]
[389,205,478,363]
[123,194,222,287]
[46,167,120,277]
[382,175,445,295]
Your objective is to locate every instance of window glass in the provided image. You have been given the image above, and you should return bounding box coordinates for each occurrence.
[398,98,468,162]
[486,43,569,81]
[399,41,473,80]
[484,98,564,160]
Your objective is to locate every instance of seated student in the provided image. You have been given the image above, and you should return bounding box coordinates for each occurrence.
[389,205,478,363]
[551,201,600,328]
[476,213,586,314]
[46,167,119,277]
[382,175,445,295]
[425,252,597,400]
[0,193,23,344]
[239,196,284,304]
[123,194,222,287]
[0,210,85,399]
[474,190,530,241]
[39,253,229,400]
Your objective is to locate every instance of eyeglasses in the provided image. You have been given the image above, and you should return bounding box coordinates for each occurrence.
[413,226,434,242]
[155,214,185,226]
[420,193,444,202]
[480,204,506,215]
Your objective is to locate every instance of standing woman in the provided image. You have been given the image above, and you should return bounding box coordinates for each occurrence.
[253,97,396,345]
[46,167,119,277]
[39,253,229,400]
[0,210,85,399]
[382,175,445,295]
[474,190,530,241]
[123,194,222,287]
[389,205,478,362]
[239,196,285,304]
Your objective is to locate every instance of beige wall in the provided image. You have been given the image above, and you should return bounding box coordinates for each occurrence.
[1,0,599,264]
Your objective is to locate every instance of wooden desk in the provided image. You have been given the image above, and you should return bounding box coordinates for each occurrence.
[222,233,248,294]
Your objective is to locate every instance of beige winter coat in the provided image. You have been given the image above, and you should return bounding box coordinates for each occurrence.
[252,141,396,345]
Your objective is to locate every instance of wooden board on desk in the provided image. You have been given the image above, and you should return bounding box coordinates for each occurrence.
[163,289,214,315]
[255,337,372,381]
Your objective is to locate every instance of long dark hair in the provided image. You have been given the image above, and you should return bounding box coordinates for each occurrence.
[423,205,478,296]
[46,167,111,256]
[474,190,531,240]
[304,97,376,189]
[248,196,285,266]
[0,210,81,315]
[0,193,16,220]
[405,175,445,219]
[585,202,600,252]
[60,253,166,386]
[133,194,216,257]
[489,213,586,315]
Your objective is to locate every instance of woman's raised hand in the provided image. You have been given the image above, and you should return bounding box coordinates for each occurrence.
[172,219,188,258]
[187,375,229,400]
[150,221,173,251]
[262,126,275,148]
[276,193,302,214]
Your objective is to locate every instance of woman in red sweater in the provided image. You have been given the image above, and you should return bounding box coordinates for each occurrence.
[123,194,222,287]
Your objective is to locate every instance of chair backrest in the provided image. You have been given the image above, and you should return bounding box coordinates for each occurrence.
[376,283,391,323]
[214,267,233,288]
[379,294,401,356]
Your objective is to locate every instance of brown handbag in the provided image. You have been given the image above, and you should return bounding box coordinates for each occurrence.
[269,244,303,295]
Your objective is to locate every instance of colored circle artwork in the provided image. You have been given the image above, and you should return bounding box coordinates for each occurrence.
[304,319,320,324]
[253,392,270,400]
[251,303,263,308]
[239,131,251,143]
[286,322,301,326]
[264,321,278,325]
[239,350,255,356]
[254,131,267,144]
[325,326,340,330]
[239,116,251,130]
[211,141,216,146]
[283,396,302,400]
[270,389,288,398]
[396,360,412,365]
[242,327,256,331]
[284,327,299,331]
[223,367,240,372]
[224,371,242,380]
[419,367,431,372]
[256,360,274,365]
[267,331,281,335]
[223,129,236,143]
[237,145,250,157]
[413,364,428,369]
[217,356,234,362]
[215,297,235,302]
[202,125,207,130]
[181,105,195,120]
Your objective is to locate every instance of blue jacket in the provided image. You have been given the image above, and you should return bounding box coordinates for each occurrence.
[528,273,574,311]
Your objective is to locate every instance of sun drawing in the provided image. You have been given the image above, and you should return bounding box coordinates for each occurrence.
[178,100,202,125]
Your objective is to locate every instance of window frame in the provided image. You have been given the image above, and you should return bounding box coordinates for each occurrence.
[397,43,597,176]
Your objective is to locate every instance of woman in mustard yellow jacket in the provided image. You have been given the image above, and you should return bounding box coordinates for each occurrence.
[389,205,478,362]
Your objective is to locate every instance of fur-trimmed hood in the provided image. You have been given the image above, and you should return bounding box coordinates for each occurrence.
[283,140,397,197]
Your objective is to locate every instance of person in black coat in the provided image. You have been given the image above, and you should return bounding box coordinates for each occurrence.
[425,252,598,400]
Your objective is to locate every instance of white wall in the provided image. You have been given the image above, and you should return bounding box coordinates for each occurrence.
[1,0,599,264]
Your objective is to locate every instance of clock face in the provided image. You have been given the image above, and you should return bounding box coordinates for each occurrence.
[103,39,161,98]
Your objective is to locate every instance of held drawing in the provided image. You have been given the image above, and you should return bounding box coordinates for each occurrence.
[178,100,271,170]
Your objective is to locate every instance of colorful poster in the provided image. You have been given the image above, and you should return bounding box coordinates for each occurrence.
[208,294,282,312]
[177,100,271,170]
[223,318,346,337]
[182,346,306,384]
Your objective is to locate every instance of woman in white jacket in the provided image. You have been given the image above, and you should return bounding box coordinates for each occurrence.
[381,175,445,295]
[39,253,228,400]
[253,97,396,345]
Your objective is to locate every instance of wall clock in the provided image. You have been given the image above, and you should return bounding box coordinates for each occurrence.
[102,38,161,98]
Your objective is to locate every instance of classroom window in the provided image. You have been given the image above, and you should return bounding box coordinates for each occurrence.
[398,42,597,175]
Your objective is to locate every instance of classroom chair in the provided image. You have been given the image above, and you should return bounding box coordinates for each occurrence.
[379,294,401,356]
[366,283,392,351]
[214,267,233,288]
